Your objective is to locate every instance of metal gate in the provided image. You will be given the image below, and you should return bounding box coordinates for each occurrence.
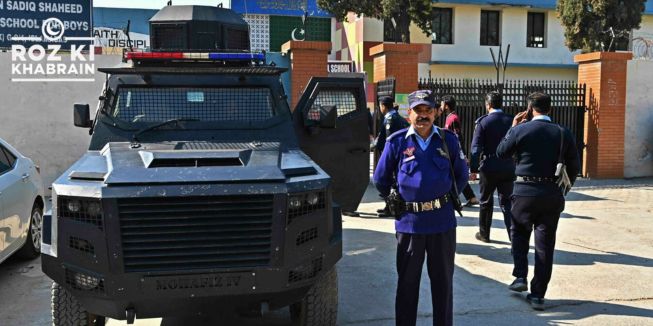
[418,78,587,166]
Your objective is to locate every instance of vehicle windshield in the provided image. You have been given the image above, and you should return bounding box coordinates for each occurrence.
[111,87,277,122]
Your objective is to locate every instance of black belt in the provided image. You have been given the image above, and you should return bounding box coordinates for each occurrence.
[405,193,451,212]
[516,176,557,182]
[482,154,497,159]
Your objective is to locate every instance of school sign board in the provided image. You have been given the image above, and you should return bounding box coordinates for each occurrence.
[0,0,93,49]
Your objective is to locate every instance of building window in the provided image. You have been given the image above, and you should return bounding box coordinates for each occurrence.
[384,19,396,42]
[432,8,453,44]
[527,12,545,48]
[480,10,500,46]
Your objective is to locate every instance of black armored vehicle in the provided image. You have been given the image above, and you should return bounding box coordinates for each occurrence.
[41,5,370,326]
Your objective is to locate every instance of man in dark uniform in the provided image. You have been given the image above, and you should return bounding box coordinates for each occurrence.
[469,92,516,243]
[441,95,479,207]
[374,90,469,326]
[375,96,411,217]
[497,92,580,311]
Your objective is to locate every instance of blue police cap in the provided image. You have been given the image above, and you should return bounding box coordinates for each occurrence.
[408,90,436,109]
[379,96,394,107]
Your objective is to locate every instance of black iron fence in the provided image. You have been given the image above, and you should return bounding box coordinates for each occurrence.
[417,78,587,164]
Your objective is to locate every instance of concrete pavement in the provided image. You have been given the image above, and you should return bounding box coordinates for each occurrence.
[1,178,652,325]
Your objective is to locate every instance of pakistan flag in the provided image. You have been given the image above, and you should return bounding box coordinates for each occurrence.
[269,16,331,52]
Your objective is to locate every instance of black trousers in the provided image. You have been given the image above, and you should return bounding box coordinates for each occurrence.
[478,171,515,239]
[462,183,476,200]
[511,195,565,298]
[396,229,456,326]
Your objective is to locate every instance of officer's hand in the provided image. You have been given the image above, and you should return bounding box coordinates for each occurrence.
[513,111,528,127]
[470,173,477,181]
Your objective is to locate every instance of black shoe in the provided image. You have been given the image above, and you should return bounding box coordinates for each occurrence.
[377,207,387,214]
[526,294,545,311]
[475,232,490,243]
[464,200,480,207]
[377,208,392,218]
[509,278,528,292]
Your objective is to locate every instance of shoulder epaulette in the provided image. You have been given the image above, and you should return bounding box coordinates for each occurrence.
[475,114,488,124]
[387,128,409,141]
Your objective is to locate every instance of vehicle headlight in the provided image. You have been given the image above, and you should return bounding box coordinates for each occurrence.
[289,196,303,209]
[68,200,81,212]
[306,192,319,206]
[73,272,100,290]
[87,202,102,215]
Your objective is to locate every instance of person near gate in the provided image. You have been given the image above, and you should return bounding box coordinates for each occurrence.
[469,92,516,243]
[374,90,468,326]
[496,92,580,311]
[441,95,479,207]
[375,96,411,217]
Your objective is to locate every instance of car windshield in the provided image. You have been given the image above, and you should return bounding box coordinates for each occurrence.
[111,87,277,122]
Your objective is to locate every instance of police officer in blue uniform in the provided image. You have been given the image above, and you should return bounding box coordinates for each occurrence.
[469,92,516,243]
[374,90,469,326]
[375,96,411,217]
[497,92,580,311]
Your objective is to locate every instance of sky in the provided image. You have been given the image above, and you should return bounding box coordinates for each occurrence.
[93,0,230,9]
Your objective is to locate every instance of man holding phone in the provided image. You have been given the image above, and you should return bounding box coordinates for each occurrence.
[496,93,581,311]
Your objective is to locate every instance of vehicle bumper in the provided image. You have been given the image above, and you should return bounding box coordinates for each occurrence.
[42,238,341,320]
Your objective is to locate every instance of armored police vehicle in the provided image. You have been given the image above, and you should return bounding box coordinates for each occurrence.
[41,5,369,326]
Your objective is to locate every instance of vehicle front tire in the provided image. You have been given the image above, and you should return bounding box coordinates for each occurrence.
[289,265,338,326]
[52,282,107,326]
[16,203,42,259]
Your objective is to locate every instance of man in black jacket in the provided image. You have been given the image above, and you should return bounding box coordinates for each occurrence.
[497,92,581,311]
[469,92,515,243]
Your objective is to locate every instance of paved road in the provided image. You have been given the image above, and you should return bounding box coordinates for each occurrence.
[1,178,652,325]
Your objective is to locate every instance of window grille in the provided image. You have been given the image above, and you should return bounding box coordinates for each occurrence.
[112,87,276,122]
[307,88,359,121]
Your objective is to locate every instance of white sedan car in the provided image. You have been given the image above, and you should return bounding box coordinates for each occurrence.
[0,138,45,263]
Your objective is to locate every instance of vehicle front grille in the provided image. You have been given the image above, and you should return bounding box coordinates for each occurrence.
[117,195,274,273]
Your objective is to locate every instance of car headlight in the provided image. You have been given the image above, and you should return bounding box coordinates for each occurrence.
[87,202,102,215]
[306,193,319,206]
[73,272,100,290]
[289,196,303,209]
[68,200,81,212]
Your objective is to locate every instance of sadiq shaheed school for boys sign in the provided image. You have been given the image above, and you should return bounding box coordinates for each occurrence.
[1,0,94,82]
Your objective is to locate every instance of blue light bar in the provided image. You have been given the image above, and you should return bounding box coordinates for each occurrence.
[208,53,265,60]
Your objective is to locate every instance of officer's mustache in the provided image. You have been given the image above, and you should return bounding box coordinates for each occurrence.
[416,117,431,123]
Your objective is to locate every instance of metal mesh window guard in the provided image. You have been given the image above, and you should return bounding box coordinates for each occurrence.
[112,87,276,122]
[308,89,359,120]
[152,24,186,50]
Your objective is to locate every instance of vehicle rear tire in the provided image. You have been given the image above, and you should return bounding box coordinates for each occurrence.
[16,203,42,259]
[289,265,338,326]
[52,282,107,326]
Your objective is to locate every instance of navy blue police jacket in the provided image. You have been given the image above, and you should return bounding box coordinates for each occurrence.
[470,110,516,173]
[496,117,581,196]
[375,112,410,153]
[373,127,469,234]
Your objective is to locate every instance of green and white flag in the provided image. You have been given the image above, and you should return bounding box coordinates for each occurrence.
[244,14,331,52]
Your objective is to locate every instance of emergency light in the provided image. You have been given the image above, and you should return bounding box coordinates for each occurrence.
[125,52,266,61]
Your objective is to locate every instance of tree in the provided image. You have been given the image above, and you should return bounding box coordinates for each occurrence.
[316,0,437,43]
[556,0,648,53]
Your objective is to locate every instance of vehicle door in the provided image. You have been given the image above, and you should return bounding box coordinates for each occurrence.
[292,77,370,212]
[0,145,29,256]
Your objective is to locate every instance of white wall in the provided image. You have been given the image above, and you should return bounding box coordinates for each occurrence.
[431,4,580,66]
[424,64,577,81]
[0,54,123,195]
[624,60,653,178]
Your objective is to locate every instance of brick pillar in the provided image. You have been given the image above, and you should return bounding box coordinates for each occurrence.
[281,41,332,110]
[575,52,632,178]
[370,43,422,94]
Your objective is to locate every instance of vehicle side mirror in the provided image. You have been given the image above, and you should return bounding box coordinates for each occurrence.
[318,105,337,129]
[73,103,92,128]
